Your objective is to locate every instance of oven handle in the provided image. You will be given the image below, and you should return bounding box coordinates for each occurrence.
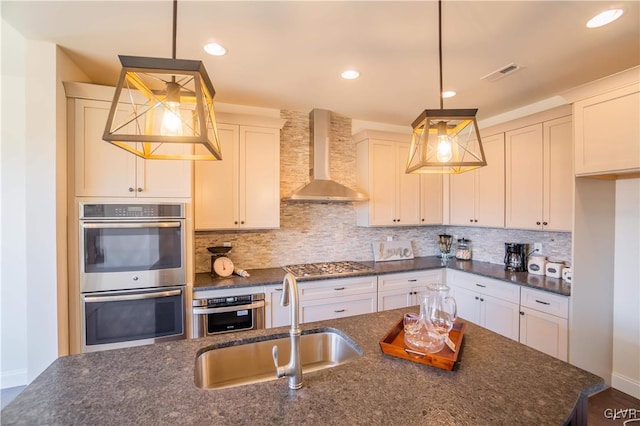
[193,301,265,315]
[81,222,181,229]
[84,289,182,303]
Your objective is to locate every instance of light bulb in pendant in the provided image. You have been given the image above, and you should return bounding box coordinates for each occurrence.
[160,81,183,136]
[436,122,453,162]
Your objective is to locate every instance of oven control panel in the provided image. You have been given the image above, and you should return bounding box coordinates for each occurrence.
[81,203,184,219]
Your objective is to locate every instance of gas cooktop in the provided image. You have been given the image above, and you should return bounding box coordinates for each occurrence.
[283,261,374,278]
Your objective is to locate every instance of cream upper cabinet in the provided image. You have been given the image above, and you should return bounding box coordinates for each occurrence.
[574,83,640,176]
[420,174,443,225]
[449,133,505,227]
[505,116,572,231]
[72,98,192,198]
[195,121,283,230]
[355,131,421,226]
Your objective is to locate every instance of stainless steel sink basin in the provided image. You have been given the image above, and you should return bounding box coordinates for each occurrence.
[195,329,362,389]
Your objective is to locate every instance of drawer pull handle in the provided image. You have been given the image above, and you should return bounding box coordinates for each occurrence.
[408,279,417,282]
[334,309,346,313]
[334,287,345,291]
[475,284,486,288]
[535,299,551,305]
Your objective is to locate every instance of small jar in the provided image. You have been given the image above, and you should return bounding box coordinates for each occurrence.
[455,238,472,260]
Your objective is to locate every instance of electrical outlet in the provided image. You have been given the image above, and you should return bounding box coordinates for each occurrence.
[223,242,231,247]
[386,236,393,242]
[533,243,542,253]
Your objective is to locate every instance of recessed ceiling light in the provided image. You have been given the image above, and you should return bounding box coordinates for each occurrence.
[442,91,456,98]
[341,69,360,80]
[587,8,624,28]
[203,42,227,56]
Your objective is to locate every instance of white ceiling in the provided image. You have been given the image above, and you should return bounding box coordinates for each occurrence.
[2,1,639,127]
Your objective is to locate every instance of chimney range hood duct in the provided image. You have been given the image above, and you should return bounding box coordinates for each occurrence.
[284,109,368,202]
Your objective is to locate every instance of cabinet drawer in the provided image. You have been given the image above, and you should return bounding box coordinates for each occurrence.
[300,293,377,323]
[377,270,442,291]
[449,270,520,303]
[298,276,377,301]
[520,287,569,318]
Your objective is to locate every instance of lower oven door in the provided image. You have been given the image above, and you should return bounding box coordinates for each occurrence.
[82,286,185,353]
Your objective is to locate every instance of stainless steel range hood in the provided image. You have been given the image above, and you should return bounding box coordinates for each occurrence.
[284,109,368,202]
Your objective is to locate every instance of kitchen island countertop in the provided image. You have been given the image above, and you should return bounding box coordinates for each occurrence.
[194,256,571,297]
[1,307,602,425]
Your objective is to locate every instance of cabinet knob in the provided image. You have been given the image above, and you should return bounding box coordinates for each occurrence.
[397,219,400,222]
[469,219,474,223]
[234,221,238,225]
[421,218,425,222]
[475,296,479,300]
[241,221,245,225]
[474,219,478,223]
[137,187,142,192]
[128,187,134,192]
[520,311,525,316]
[480,298,484,302]
[536,221,541,225]
[543,221,548,226]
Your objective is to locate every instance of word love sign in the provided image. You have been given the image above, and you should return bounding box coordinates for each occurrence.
[373,240,414,262]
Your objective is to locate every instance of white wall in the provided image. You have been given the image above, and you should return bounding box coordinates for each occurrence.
[1,17,28,389]
[612,178,640,398]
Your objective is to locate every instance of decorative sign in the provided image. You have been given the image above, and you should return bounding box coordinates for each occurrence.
[373,240,414,262]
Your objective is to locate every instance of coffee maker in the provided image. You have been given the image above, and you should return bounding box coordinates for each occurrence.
[504,243,527,272]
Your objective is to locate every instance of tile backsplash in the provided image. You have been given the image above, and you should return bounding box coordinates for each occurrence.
[194,109,571,273]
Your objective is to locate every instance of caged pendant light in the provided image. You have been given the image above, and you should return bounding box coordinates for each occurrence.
[103,0,222,160]
[406,0,486,174]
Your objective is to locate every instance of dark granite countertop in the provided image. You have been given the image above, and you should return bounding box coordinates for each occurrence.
[1,307,603,425]
[194,256,571,297]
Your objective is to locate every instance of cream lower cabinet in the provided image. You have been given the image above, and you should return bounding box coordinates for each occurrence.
[299,276,377,323]
[377,270,443,311]
[195,120,284,230]
[574,82,640,175]
[519,287,568,361]
[449,133,505,227]
[447,270,520,341]
[505,116,572,231]
[264,285,290,328]
[355,131,421,226]
[70,97,192,198]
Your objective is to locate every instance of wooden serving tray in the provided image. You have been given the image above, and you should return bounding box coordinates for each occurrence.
[379,318,466,371]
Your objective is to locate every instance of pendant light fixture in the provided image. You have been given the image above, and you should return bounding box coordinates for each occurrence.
[406,0,486,174]
[103,0,222,160]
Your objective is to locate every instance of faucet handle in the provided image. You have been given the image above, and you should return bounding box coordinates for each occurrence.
[272,345,284,378]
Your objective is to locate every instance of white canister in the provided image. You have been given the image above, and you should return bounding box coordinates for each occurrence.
[545,261,564,278]
[562,267,572,283]
[528,255,547,276]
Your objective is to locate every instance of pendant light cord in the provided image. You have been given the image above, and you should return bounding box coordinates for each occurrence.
[172,0,178,60]
[438,0,443,110]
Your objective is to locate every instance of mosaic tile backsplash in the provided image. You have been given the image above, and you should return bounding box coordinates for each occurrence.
[194,110,571,273]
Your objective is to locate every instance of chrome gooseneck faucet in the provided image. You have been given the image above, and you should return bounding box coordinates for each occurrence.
[271,272,303,389]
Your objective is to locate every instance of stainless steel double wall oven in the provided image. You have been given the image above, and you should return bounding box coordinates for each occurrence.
[79,202,187,352]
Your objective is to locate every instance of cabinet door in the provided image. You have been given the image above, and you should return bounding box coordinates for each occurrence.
[396,143,421,225]
[574,85,640,175]
[420,174,443,225]
[137,149,192,198]
[476,134,505,227]
[506,124,544,229]
[369,140,397,225]
[449,166,477,225]
[240,126,280,228]
[264,286,291,328]
[481,295,520,341]
[449,286,481,324]
[378,289,414,311]
[194,124,239,229]
[519,306,568,361]
[74,99,136,197]
[543,116,572,231]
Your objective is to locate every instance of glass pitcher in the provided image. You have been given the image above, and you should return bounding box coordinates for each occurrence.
[420,283,457,336]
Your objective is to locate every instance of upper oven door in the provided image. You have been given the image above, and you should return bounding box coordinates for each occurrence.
[80,220,186,292]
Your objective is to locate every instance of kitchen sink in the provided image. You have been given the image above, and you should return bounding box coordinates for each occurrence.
[194,329,362,389]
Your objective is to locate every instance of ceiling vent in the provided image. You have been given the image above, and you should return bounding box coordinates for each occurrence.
[481,63,521,82]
